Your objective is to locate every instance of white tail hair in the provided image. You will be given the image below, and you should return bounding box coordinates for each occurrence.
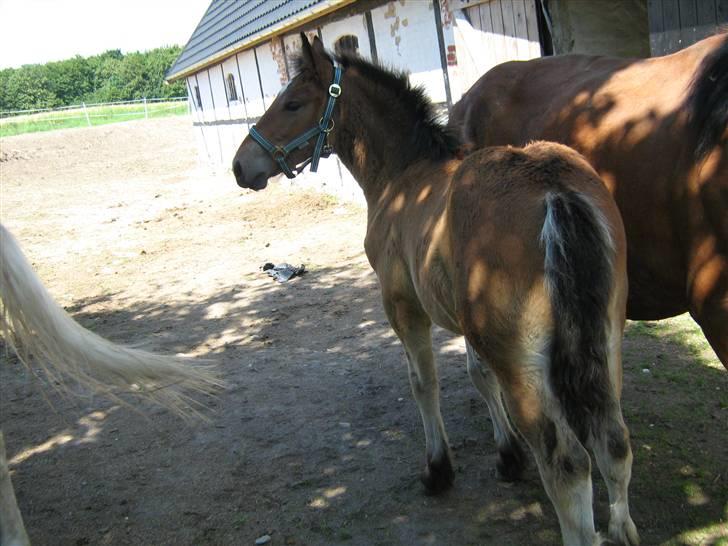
[0,223,221,416]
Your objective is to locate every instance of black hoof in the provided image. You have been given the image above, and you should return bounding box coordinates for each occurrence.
[496,440,528,482]
[421,454,455,495]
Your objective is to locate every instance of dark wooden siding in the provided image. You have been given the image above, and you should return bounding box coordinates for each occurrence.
[649,0,728,55]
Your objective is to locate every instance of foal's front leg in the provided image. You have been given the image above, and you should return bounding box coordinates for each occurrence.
[384,296,454,494]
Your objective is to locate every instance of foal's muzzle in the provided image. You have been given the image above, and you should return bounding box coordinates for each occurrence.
[232,158,269,191]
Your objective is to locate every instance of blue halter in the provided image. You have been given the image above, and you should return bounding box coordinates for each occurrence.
[248,63,343,179]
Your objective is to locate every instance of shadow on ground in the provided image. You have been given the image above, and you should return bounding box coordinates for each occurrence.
[1,260,726,545]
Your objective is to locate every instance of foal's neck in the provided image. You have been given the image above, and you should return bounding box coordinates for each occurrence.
[330,70,452,204]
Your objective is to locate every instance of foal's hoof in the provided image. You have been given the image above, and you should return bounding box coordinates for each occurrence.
[496,440,528,482]
[421,455,455,495]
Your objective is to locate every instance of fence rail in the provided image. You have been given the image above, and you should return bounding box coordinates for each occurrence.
[0,97,190,137]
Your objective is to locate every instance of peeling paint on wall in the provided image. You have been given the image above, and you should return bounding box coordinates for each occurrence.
[269,37,289,86]
[384,1,405,52]
[440,0,454,28]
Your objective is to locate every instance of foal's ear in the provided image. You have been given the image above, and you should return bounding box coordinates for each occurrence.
[299,32,329,82]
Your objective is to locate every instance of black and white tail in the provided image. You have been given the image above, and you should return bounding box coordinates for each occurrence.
[0,224,221,416]
[541,191,615,441]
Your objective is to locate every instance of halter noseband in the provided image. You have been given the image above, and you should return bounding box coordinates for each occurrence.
[248,62,343,179]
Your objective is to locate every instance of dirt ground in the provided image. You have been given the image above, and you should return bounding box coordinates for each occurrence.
[0,117,726,546]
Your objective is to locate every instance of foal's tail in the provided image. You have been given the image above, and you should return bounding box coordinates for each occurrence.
[688,33,728,160]
[0,224,220,416]
[540,191,615,441]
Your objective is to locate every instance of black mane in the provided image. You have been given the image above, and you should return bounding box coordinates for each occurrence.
[293,52,461,164]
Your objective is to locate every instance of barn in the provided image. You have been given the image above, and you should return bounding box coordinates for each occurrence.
[165,0,727,201]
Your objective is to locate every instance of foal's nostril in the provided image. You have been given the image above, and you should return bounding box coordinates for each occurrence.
[232,159,244,186]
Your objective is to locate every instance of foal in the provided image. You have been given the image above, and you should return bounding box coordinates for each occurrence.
[233,36,637,546]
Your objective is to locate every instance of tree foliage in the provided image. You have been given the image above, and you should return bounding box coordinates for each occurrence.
[0,46,186,111]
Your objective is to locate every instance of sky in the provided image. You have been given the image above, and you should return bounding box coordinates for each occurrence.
[0,0,211,69]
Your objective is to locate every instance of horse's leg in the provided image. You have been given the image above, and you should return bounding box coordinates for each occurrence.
[384,297,453,494]
[588,321,639,545]
[588,407,639,545]
[0,431,30,546]
[465,341,527,481]
[500,374,600,546]
[689,276,728,368]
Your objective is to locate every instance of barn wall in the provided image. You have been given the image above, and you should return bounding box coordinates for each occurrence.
[452,0,541,96]
[547,0,651,57]
[320,12,374,60]
[370,0,448,103]
[183,0,547,200]
[648,0,728,56]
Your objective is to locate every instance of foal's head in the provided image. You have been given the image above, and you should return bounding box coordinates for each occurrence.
[232,35,336,190]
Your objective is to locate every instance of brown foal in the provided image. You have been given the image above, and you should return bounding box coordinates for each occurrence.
[233,35,637,545]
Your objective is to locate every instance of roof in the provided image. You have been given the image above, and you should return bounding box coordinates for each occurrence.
[166,0,355,82]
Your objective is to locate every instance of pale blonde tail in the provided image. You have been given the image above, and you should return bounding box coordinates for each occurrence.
[0,224,220,416]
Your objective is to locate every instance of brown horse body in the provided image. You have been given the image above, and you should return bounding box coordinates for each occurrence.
[450,33,728,366]
[233,36,637,545]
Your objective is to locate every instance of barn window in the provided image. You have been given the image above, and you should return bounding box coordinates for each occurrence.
[194,85,202,108]
[334,34,359,56]
[226,73,239,101]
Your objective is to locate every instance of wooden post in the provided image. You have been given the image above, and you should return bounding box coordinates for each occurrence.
[144,97,148,119]
[82,102,91,126]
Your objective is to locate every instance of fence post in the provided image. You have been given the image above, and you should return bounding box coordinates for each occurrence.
[82,102,91,127]
[143,97,148,119]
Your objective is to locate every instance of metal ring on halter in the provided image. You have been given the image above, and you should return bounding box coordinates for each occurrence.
[319,117,335,133]
[272,147,287,161]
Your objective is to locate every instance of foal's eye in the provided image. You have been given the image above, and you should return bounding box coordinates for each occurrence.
[284,101,302,112]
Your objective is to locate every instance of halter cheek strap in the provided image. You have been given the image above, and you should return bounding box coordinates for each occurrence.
[248,62,343,179]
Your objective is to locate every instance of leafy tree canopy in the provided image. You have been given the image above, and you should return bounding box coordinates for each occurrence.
[0,46,186,111]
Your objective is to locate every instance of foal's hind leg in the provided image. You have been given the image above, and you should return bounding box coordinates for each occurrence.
[384,298,454,494]
[589,324,639,545]
[501,378,600,546]
[589,406,639,545]
[465,341,527,481]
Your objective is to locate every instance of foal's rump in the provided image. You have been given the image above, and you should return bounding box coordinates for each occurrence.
[450,141,626,432]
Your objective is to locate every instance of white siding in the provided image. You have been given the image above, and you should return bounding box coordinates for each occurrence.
[255,43,285,105]
[370,0,447,104]
[186,76,204,123]
[320,13,373,60]
[207,63,229,121]
[195,70,215,123]
[453,0,541,93]
[237,49,265,118]
[221,56,246,121]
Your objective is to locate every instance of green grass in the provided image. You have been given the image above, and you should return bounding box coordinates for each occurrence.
[625,314,719,369]
[0,101,188,137]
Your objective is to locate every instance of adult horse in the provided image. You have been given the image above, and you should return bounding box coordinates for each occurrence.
[449,33,728,367]
[232,35,637,546]
[0,223,218,546]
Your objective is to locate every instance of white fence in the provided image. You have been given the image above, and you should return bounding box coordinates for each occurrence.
[0,97,189,135]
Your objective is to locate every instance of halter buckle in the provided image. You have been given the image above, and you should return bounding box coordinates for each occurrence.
[328,83,342,98]
[272,147,287,161]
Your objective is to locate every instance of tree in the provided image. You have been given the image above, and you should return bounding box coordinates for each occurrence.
[4,65,58,110]
[1,46,185,110]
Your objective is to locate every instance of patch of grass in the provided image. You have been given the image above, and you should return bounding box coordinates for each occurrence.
[0,101,188,137]
[232,514,247,528]
[625,314,719,369]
